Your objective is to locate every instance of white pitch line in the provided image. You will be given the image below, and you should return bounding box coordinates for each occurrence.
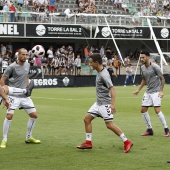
[32,95,170,101]
[32,96,95,100]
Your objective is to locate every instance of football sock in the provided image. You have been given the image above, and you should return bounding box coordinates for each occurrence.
[120,133,127,142]
[142,112,152,129]
[157,111,168,128]
[26,118,36,140]
[2,118,12,142]
[0,96,2,103]
[8,87,27,96]
[86,133,92,141]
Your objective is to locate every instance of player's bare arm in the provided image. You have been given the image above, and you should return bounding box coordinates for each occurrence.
[159,76,165,98]
[133,78,146,95]
[109,86,116,114]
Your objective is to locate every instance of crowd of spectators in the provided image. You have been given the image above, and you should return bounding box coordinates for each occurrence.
[0,0,170,23]
[132,0,170,26]
[0,42,141,76]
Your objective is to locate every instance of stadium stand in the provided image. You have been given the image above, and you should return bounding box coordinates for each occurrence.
[0,0,169,25]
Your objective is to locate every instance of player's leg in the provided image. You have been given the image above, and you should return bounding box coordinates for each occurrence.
[141,93,153,136]
[77,103,97,149]
[0,96,19,148]
[22,98,41,144]
[0,114,13,148]
[77,114,94,149]
[152,93,169,137]
[105,121,133,153]
[99,105,133,153]
[1,80,34,98]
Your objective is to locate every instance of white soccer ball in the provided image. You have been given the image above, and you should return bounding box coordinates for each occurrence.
[32,45,45,58]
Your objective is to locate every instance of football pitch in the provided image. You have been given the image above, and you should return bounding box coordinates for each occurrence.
[0,86,170,170]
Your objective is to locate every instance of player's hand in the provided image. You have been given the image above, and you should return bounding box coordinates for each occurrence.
[2,99,11,110]
[158,91,164,98]
[109,104,116,114]
[133,90,139,95]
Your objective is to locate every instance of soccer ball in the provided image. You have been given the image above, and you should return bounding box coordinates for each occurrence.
[32,45,45,58]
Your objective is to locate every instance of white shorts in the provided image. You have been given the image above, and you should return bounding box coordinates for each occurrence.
[7,96,36,114]
[142,92,161,107]
[88,102,113,122]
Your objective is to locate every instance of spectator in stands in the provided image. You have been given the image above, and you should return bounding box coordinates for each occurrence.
[124,63,134,87]
[89,0,95,5]
[9,2,16,22]
[47,46,54,60]
[121,0,127,13]
[163,0,169,9]
[64,8,76,19]
[38,5,48,22]
[113,55,119,77]
[90,45,95,52]
[91,3,96,13]
[24,0,28,9]
[145,5,151,16]
[105,45,112,65]
[67,52,75,75]
[164,10,169,17]
[28,54,34,66]
[76,47,83,59]
[76,0,79,6]
[18,0,24,7]
[78,0,85,12]
[6,42,13,58]
[49,0,56,13]
[136,9,143,26]
[3,2,9,22]
[150,0,157,7]
[143,0,150,6]
[64,8,71,18]
[17,4,22,22]
[55,48,61,57]
[100,45,105,57]
[127,49,133,59]
[1,53,10,73]
[150,1,157,14]
[84,0,89,7]
[60,45,65,54]
[133,48,140,60]
[163,10,170,19]
[0,44,6,57]
[36,0,48,7]
[74,54,81,75]
[47,57,54,75]
[32,3,39,22]
[41,57,48,75]
[156,9,162,26]
[84,45,89,65]
[107,62,115,83]
[53,55,60,75]
[131,12,137,26]
[114,0,121,8]
[83,5,92,13]
[124,55,130,66]
[58,54,67,75]
[102,54,107,67]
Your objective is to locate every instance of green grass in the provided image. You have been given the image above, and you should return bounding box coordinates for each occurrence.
[0,86,170,170]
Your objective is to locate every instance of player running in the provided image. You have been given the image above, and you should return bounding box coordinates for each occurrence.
[77,53,133,153]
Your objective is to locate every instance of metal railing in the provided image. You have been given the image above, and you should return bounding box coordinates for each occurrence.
[0,11,170,27]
